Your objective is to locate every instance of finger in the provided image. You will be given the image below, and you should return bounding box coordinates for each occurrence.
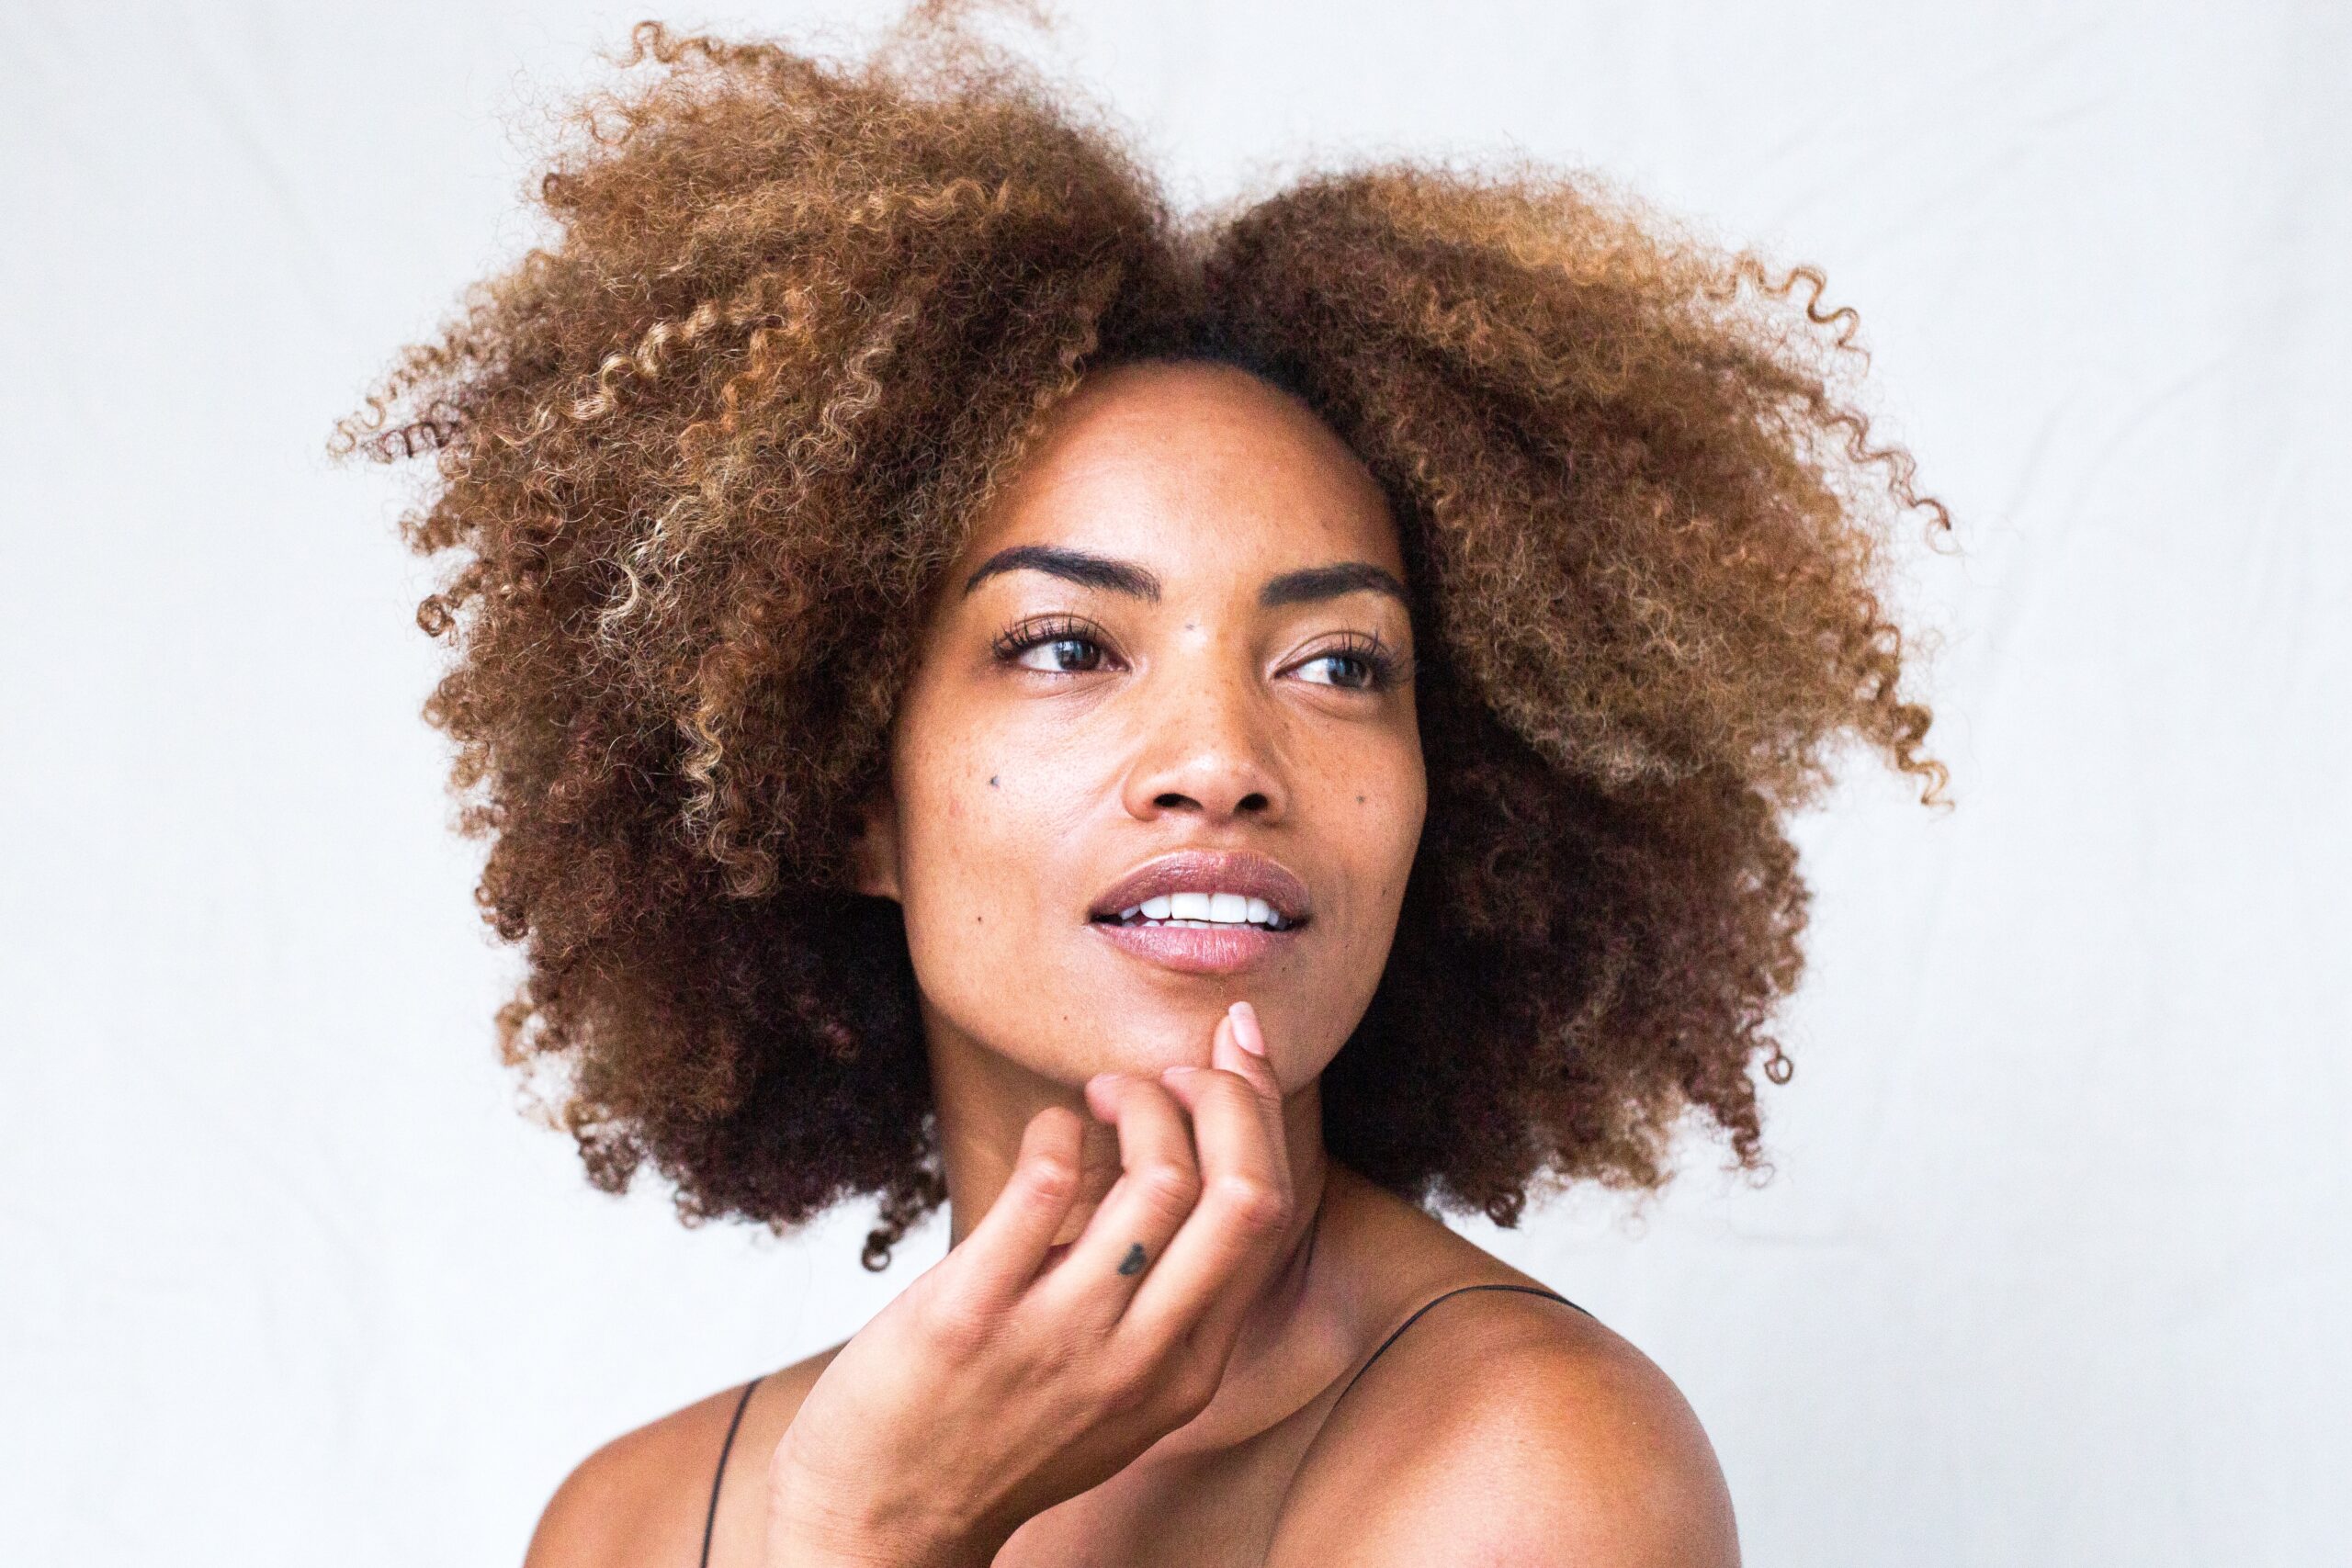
[1035,1074,1202,1322]
[1215,1001,1287,1162]
[1121,1060,1294,1350]
[947,1103,1085,1310]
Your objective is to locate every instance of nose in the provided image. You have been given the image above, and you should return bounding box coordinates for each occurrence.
[1118,663,1289,826]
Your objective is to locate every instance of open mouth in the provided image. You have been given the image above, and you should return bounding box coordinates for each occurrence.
[1096,892,1302,932]
[1085,851,1313,975]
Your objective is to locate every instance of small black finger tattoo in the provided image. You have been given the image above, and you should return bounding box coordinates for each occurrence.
[1118,1243,1148,1276]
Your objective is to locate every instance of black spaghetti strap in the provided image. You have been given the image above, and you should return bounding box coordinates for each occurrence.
[1332,1283,1589,1413]
[699,1375,765,1568]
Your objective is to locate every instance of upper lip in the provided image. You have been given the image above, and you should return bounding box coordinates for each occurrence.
[1089,850,1312,925]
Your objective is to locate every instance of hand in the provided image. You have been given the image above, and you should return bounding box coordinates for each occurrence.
[763,1002,1297,1568]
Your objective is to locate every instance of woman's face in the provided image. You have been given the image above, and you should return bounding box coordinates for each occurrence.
[856,359,1426,1093]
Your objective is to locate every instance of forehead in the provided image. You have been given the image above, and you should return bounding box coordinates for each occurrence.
[958,359,1402,577]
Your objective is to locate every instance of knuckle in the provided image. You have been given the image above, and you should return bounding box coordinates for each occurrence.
[1194,1071,1256,1110]
[1025,1153,1080,1202]
[915,1292,995,1357]
[1213,1067,1262,1097]
[1095,1354,1160,1416]
[1213,1173,1291,1234]
[1077,1327,1211,1421]
[1134,1158,1202,1213]
[1163,1357,1221,1417]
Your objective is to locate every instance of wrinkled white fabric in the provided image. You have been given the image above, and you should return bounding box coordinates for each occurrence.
[3,3,2344,1563]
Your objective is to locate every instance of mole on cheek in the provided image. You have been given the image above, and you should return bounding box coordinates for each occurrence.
[989,774,1001,788]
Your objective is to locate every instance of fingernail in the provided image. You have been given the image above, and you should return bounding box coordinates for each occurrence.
[1232,1001,1267,1057]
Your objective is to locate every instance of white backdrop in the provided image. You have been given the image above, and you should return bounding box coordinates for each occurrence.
[5,3,2346,1563]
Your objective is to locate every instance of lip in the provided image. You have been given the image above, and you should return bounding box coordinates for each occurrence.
[1087,850,1312,926]
[1086,849,1313,977]
[1091,918,1298,976]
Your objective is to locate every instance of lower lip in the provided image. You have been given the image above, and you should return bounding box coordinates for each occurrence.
[1089,919,1301,975]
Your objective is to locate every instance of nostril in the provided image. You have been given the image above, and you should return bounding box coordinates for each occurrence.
[1150,789,1271,813]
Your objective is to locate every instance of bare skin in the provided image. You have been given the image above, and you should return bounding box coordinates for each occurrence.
[522,361,1739,1568]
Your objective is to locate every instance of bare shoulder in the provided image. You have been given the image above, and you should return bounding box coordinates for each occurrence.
[1269,1289,1736,1568]
[521,1345,842,1568]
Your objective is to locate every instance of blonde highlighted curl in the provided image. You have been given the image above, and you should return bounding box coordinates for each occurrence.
[335,17,1950,1268]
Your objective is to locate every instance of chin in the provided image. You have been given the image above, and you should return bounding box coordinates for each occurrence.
[1055,1005,1227,1080]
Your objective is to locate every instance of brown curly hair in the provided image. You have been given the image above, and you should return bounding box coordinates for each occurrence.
[335,17,1949,1269]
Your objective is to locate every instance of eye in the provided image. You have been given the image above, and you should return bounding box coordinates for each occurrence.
[1291,634,1405,692]
[992,615,1119,675]
[1020,635,1107,673]
[1296,652,1376,689]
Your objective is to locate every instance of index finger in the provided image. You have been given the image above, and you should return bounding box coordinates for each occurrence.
[1117,1006,1295,1348]
[944,1102,1086,1310]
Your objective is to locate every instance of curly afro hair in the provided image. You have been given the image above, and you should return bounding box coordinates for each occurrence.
[335,16,1949,1268]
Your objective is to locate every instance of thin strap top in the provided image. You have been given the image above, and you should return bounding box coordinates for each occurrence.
[1331,1282,1590,1413]
[699,1374,765,1568]
[696,1286,1585,1564]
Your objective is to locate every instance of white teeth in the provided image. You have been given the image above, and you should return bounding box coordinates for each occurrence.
[1111,889,1292,929]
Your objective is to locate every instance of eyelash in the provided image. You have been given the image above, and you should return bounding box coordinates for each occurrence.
[1298,631,1407,691]
[989,616,1408,691]
[990,615,1115,673]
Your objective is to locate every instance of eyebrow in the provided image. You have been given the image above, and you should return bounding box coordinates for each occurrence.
[1258,561,1410,609]
[962,545,1160,601]
[960,546,1409,610]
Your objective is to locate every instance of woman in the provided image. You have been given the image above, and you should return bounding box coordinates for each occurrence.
[339,17,1946,1566]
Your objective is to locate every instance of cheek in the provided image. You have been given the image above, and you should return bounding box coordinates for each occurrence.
[889,728,1102,1008]
[899,748,1024,935]
[1262,728,1425,1073]
[1336,728,1429,909]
